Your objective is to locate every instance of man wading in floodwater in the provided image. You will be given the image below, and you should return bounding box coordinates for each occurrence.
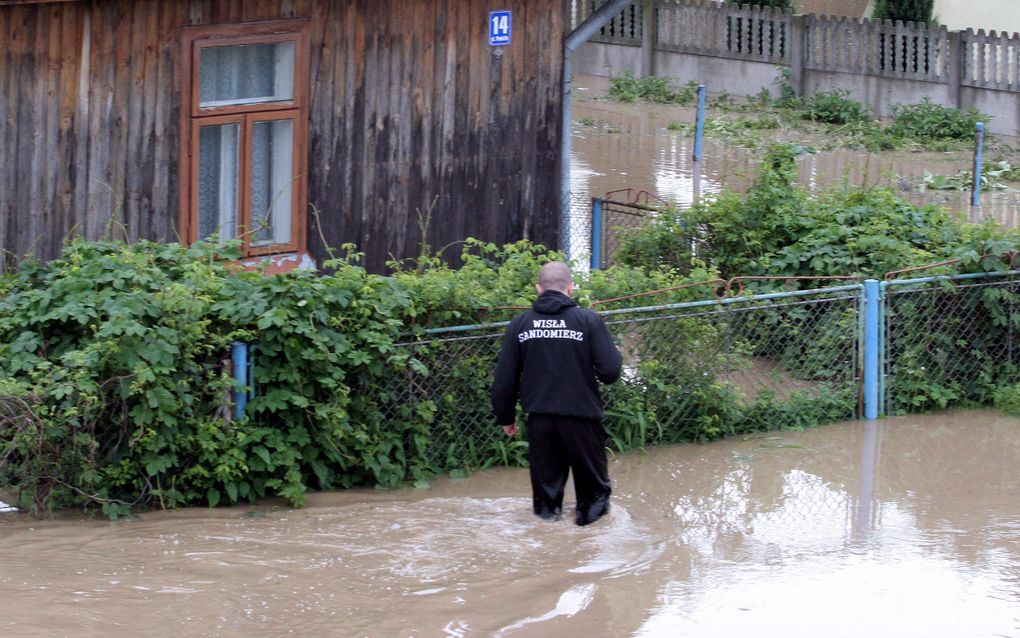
[491,261,623,526]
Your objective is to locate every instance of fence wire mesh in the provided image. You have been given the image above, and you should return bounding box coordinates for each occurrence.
[599,200,649,269]
[380,286,861,470]
[562,191,595,266]
[883,274,1020,415]
[593,196,700,270]
[599,288,860,448]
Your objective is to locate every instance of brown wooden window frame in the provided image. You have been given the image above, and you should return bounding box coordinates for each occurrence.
[179,20,309,258]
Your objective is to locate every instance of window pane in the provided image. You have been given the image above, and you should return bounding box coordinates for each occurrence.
[197,123,240,244]
[199,41,295,107]
[250,119,293,247]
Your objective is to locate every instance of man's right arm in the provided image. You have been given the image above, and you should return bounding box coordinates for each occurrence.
[591,314,623,384]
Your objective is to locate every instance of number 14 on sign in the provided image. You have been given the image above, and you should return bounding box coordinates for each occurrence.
[489,11,511,46]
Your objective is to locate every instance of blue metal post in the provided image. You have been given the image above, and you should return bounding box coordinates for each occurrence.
[971,122,985,222]
[692,84,706,204]
[863,280,880,420]
[232,341,248,419]
[693,84,706,162]
[590,198,603,270]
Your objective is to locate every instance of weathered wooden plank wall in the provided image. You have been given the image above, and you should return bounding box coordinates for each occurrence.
[305,0,564,271]
[1,0,188,269]
[0,0,564,273]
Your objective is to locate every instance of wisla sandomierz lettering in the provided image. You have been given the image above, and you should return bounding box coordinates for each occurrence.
[518,319,585,343]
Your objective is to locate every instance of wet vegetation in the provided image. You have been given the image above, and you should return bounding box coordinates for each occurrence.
[3,146,1019,518]
[614,143,1019,280]
[608,71,1008,159]
[0,237,719,517]
[616,143,1020,417]
[607,71,701,105]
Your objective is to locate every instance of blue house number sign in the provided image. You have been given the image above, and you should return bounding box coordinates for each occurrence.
[489,11,511,46]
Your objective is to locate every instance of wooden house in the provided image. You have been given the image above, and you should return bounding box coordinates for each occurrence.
[0,0,566,273]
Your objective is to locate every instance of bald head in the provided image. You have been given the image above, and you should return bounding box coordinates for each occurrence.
[537,261,573,294]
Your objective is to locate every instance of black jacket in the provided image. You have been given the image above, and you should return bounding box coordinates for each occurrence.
[491,290,623,424]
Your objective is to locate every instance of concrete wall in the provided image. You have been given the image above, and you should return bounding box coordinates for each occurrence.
[573,41,780,98]
[574,40,1020,137]
[963,87,1020,140]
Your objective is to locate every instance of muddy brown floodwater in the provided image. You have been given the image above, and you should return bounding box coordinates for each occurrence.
[570,75,1020,228]
[2,410,1020,637]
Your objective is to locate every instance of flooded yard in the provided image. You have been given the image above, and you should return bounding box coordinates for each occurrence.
[2,410,1019,637]
[570,75,1020,227]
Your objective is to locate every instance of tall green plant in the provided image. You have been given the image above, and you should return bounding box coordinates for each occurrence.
[887,99,987,141]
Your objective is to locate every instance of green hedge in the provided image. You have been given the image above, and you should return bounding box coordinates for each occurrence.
[0,238,721,517]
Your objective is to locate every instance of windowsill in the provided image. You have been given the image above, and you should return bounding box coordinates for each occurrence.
[239,250,316,274]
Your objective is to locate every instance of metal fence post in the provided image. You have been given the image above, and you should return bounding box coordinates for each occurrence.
[232,341,249,419]
[590,197,603,270]
[863,280,880,420]
[971,122,985,222]
[692,84,706,204]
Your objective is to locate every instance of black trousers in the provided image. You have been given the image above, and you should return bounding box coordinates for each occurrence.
[527,413,611,526]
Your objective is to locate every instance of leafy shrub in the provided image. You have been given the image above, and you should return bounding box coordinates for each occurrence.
[0,236,735,517]
[802,89,873,125]
[887,99,988,141]
[771,188,959,278]
[608,72,698,105]
[0,240,425,515]
[617,142,1020,282]
[993,382,1020,417]
[7,141,1020,517]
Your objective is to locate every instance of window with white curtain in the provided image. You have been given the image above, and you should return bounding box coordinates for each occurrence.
[181,21,308,257]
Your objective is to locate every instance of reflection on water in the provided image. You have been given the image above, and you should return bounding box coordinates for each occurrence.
[2,411,1020,636]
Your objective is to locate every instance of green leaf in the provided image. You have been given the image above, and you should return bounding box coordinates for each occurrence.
[253,446,272,467]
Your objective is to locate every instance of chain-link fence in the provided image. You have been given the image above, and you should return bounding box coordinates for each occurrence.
[598,286,860,447]
[381,327,508,470]
[590,195,699,270]
[379,285,861,470]
[883,272,1020,416]
[561,191,595,267]
[596,199,649,269]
